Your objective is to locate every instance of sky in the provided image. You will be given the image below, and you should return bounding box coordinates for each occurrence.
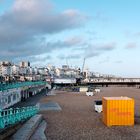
[0,0,140,77]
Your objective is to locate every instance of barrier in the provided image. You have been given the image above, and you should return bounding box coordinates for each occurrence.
[0,81,47,91]
[0,105,39,129]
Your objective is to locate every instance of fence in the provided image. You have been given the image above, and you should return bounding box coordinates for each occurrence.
[0,81,47,91]
[0,105,39,129]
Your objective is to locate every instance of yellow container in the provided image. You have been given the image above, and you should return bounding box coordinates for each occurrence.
[102,97,134,126]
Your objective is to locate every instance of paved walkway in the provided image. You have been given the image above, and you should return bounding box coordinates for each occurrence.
[40,88,140,140]
[39,102,62,111]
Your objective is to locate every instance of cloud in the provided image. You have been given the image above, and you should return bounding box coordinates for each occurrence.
[97,42,116,51]
[46,36,85,52]
[29,55,52,62]
[58,54,81,60]
[9,36,84,64]
[85,42,116,58]
[13,53,52,66]
[0,0,87,60]
[125,42,137,49]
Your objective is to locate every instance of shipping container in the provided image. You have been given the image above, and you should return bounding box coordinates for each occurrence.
[102,97,134,126]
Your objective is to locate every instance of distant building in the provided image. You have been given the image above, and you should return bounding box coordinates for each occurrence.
[62,65,69,70]
[0,61,12,66]
[38,68,48,75]
[19,76,25,81]
[19,61,30,68]
[55,68,61,77]
[19,67,27,75]
[0,62,12,76]
[25,75,36,81]
[27,67,33,75]
[32,67,38,75]
[54,66,80,78]
[12,65,19,75]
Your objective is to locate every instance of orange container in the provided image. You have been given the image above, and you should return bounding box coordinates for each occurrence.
[102,97,134,126]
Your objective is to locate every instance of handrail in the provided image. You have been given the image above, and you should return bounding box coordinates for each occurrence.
[0,105,39,129]
[0,81,47,91]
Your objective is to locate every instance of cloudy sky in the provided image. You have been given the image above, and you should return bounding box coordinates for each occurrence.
[0,0,140,77]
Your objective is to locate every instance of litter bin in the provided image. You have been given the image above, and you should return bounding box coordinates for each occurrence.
[94,100,102,113]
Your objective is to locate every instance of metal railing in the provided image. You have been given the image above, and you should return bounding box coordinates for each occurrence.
[0,105,39,129]
[0,81,47,91]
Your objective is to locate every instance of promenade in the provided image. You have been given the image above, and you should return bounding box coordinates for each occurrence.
[40,87,140,140]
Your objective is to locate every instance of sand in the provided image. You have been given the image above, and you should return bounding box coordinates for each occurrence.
[40,87,140,140]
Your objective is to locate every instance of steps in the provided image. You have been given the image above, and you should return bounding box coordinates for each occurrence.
[11,114,47,140]
[30,120,47,140]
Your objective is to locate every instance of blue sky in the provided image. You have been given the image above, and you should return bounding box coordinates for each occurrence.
[0,0,140,77]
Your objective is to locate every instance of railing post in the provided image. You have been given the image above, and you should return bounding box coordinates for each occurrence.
[0,109,5,129]
[0,109,2,117]
[0,105,39,129]
[16,108,20,121]
[9,108,15,124]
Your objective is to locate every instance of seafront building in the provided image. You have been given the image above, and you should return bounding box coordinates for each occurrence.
[0,60,124,84]
[0,61,12,76]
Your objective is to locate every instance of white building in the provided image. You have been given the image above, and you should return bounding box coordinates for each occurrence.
[19,61,30,68]
[55,68,62,77]
[38,68,48,75]
[0,63,12,76]
[54,67,80,78]
[12,65,19,75]
[62,65,69,70]
[19,67,27,75]
[27,67,33,75]
[32,67,38,75]
[0,61,12,66]
[25,75,36,81]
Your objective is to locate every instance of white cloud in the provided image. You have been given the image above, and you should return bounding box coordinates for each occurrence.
[85,42,116,58]
[0,0,87,60]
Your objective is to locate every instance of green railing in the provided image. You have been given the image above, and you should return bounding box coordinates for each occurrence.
[0,105,39,129]
[0,81,47,91]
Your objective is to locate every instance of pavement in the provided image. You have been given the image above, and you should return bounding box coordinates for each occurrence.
[10,89,61,140]
[40,87,140,140]
[46,90,56,96]
[39,102,62,111]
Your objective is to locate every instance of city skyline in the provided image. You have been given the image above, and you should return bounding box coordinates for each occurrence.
[0,0,140,77]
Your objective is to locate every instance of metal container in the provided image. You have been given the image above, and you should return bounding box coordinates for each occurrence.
[102,97,134,126]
